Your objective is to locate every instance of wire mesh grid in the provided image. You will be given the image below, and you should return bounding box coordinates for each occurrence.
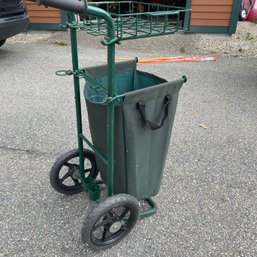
[78,1,191,41]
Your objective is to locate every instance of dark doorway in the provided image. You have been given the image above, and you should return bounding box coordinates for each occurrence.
[163,0,186,7]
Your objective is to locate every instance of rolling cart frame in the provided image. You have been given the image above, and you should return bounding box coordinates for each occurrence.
[31,0,191,250]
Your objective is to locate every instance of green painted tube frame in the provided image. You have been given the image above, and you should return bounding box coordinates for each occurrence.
[68,7,116,197]
[68,6,157,218]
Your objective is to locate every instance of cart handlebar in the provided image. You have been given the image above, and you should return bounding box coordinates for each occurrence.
[28,0,88,17]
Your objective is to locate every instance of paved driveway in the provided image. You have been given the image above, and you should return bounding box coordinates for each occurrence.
[0,32,257,257]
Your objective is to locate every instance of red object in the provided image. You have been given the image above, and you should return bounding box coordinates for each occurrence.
[246,0,257,22]
[117,56,218,64]
[240,0,257,22]
[137,56,218,64]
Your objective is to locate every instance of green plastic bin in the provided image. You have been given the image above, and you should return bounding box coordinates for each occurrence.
[84,59,186,200]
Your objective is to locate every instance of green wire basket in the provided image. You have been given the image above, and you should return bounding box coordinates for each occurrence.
[78,1,191,41]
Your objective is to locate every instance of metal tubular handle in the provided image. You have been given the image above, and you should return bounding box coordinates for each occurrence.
[28,0,88,16]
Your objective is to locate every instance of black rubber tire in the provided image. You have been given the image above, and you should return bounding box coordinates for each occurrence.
[0,39,6,47]
[50,149,98,195]
[81,194,139,250]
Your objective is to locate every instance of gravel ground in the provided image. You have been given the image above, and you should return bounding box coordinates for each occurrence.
[8,21,257,58]
[1,21,257,257]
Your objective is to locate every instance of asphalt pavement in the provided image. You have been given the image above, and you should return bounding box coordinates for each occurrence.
[0,32,257,257]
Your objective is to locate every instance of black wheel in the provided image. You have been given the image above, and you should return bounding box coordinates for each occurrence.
[239,8,247,21]
[50,149,98,195]
[0,39,6,47]
[81,194,139,250]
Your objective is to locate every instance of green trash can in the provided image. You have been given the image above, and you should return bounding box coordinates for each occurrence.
[84,59,186,200]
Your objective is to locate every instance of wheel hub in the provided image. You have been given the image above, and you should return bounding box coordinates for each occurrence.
[109,221,122,233]
[70,166,80,180]
[241,9,247,18]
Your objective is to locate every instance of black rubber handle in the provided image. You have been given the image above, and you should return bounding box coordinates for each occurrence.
[28,0,88,16]
[137,94,172,130]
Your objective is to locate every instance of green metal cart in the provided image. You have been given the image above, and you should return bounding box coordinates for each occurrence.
[30,0,191,250]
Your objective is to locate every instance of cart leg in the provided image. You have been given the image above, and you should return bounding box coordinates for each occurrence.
[139,198,158,218]
[107,99,115,197]
[106,36,116,197]
[69,12,85,184]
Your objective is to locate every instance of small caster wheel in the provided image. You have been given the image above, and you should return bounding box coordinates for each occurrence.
[50,149,98,195]
[81,194,139,250]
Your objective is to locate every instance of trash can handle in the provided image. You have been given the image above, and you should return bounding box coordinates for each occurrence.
[137,94,172,130]
[28,0,88,17]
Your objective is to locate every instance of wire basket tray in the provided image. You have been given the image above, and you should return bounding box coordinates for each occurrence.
[79,1,191,41]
